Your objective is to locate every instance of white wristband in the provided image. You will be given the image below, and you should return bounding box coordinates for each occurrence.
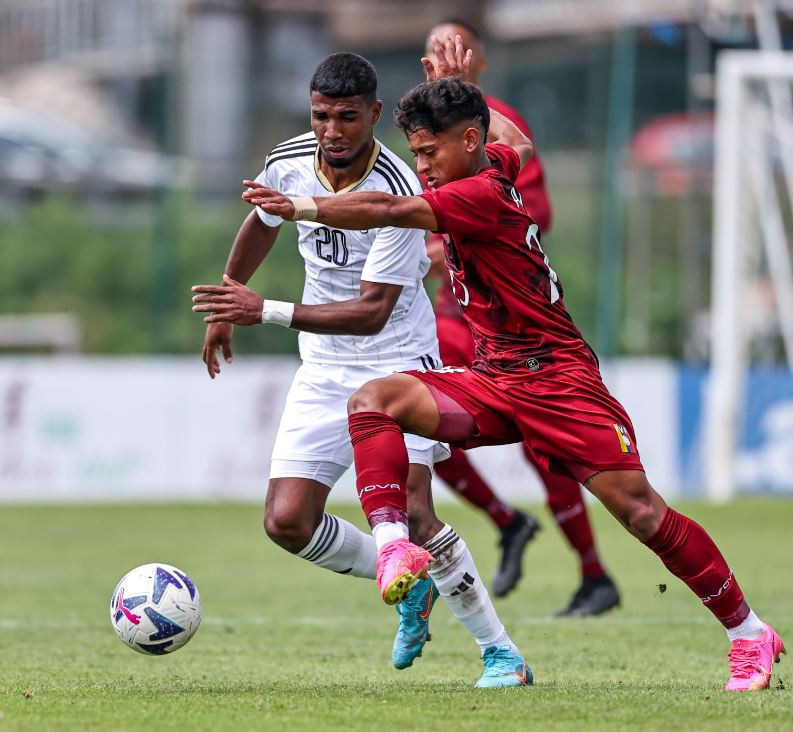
[261,299,295,327]
[288,196,318,221]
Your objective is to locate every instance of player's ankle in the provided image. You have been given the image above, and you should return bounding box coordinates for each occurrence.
[726,610,766,642]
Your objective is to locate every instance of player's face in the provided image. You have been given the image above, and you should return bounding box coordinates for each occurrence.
[408,124,481,188]
[310,93,382,169]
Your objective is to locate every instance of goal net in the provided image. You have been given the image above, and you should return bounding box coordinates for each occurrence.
[706,49,793,501]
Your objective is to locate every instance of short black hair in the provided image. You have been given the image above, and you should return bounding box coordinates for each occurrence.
[436,17,482,41]
[310,52,378,103]
[394,78,490,137]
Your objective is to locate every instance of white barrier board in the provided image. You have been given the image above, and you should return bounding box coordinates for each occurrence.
[0,357,679,502]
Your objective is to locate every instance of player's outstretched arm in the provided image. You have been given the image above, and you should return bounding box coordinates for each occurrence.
[487,108,533,169]
[193,211,280,379]
[242,180,438,232]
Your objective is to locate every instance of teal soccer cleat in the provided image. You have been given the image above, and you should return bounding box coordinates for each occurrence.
[475,646,533,688]
[392,578,439,669]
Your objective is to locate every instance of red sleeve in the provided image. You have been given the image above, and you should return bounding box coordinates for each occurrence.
[484,143,520,182]
[420,178,497,240]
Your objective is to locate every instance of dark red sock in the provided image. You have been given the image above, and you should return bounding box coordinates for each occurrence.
[537,461,606,578]
[643,508,749,628]
[436,447,515,529]
[348,411,408,528]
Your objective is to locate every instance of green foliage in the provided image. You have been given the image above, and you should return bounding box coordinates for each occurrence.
[0,501,790,730]
[0,195,303,355]
[0,178,703,358]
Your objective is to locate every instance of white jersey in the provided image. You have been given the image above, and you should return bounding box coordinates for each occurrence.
[255,132,439,368]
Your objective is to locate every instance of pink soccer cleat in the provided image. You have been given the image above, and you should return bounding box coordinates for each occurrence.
[376,539,433,606]
[725,625,786,691]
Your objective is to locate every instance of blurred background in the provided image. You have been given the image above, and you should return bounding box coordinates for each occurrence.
[1,0,792,503]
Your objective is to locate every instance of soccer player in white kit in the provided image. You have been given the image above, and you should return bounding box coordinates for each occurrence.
[192,53,525,687]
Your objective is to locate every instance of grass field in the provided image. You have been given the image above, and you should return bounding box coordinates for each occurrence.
[0,500,791,731]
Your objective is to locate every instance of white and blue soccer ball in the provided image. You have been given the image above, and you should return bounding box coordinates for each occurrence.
[110,563,202,655]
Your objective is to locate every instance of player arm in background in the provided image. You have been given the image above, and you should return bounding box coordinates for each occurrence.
[423,32,533,170]
[487,108,533,170]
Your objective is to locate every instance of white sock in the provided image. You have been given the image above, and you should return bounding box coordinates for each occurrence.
[726,610,766,642]
[297,513,376,579]
[424,524,518,654]
[371,521,409,551]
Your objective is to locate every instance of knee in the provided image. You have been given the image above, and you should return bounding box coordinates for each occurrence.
[347,380,388,415]
[591,472,665,541]
[263,509,314,554]
[614,485,665,541]
[623,501,662,540]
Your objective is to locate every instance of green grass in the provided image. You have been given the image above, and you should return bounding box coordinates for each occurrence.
[0,501,790,731]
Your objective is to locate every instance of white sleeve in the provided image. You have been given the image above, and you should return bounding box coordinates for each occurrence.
[253,161,284,228]
[361,226,428,286]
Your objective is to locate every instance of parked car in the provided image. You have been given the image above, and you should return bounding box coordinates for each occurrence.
[0,100,181,198]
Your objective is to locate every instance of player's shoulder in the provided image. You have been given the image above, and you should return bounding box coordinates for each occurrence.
[484,143,521,180]
[264,131,316,171]
[370,140,422,196]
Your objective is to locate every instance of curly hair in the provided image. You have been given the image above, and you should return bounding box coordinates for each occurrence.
[310,52,378,103]
[394,78,489,137]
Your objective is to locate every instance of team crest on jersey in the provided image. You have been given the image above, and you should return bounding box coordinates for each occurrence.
[509,186,523,208]
[613,424,635,454]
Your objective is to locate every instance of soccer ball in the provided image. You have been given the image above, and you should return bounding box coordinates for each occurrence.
[109,563,202,655]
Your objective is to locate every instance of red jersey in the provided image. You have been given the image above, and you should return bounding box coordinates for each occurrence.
[421,143,596,379]
[434,94,551,321]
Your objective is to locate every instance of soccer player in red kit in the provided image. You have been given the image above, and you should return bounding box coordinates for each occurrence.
[245,38,786,692]
[422,19,620,613]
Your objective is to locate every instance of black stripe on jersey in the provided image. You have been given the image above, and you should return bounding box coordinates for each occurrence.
[265,149,315,170]
[372,164,401,196]
[420,355,428,370]
[271,137,316,155]
[377,152,414,195]
[374,160,408,196]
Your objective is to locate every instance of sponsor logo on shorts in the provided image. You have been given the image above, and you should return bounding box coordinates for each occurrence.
[358,483,401,498]
[526,358,540,372]
[613,423,635,454]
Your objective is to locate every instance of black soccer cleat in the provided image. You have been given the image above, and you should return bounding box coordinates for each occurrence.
[491,510,541,598]
[555,574,621,617]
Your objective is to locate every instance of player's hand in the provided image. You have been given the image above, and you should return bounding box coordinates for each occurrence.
[201,322,233,379]
[425,234,446,280]
[421,34,472,83]
[192,274,265,327]
[241,180,296,220]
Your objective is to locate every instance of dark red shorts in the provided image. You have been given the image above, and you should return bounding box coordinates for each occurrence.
[436,315,476,367]
[408,365,644,484]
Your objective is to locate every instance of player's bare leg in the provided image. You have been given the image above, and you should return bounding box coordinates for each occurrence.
[586,469,785,690]
[349,374,532,687]
[264,477,376,578]
[264,469,446,671]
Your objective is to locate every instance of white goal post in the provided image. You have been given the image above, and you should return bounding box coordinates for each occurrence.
[706,50,793,501]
